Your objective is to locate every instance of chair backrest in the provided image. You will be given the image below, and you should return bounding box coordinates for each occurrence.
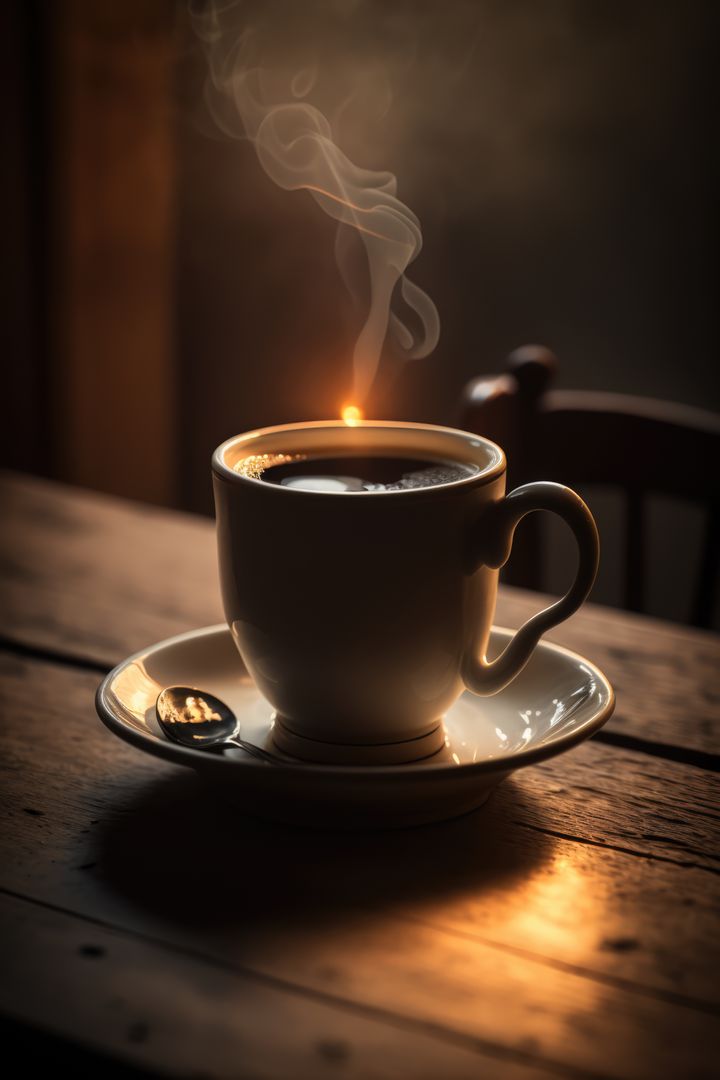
[460,345,720,628]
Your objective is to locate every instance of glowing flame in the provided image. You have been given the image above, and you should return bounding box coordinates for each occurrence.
[341,405,363,426]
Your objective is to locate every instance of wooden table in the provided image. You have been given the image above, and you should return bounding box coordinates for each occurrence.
[1,471,718,1079]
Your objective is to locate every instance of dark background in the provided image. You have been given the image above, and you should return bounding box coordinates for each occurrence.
[3,0,717,623]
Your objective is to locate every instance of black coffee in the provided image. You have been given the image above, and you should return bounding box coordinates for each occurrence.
[238,453,479,492]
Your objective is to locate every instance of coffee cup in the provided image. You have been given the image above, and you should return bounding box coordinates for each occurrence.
[212,420,599,764]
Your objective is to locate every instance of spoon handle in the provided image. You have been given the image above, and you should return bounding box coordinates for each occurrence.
[225,736,287,765]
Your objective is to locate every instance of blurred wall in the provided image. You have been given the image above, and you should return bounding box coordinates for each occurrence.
[175,0,717,514]
[3,0,176,501]
[4,0,717,625]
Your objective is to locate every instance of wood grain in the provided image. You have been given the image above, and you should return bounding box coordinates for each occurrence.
[2,472,718,755]
[3,892,553,1080]
[1,653,718,1079]
[0,471,220,662]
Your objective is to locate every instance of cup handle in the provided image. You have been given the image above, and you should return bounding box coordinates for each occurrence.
[462,482,599,695]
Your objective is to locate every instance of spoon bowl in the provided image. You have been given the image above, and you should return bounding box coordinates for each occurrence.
[156,686,284,764]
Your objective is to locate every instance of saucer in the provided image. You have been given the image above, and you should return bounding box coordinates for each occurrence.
[96,625,614,828]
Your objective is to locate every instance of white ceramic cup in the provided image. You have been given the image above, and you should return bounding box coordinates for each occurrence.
[213,421,599,764]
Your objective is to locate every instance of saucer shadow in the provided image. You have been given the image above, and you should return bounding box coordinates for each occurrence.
[96,772,556,931]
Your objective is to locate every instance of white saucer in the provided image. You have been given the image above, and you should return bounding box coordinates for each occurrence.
[96,625,614,828]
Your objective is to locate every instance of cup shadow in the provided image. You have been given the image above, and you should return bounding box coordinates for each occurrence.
[95,772,556,932]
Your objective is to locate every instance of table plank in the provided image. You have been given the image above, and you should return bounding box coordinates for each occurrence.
[2,473,720,756]
[0,471,220,666]
[2,893,549,1080]
[1,653,717,1080]
[499,590,720,763]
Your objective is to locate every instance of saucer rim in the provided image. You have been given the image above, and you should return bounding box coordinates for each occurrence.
[95,624,615,778]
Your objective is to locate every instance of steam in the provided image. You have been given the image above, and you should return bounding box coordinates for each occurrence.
[191,0,439,405]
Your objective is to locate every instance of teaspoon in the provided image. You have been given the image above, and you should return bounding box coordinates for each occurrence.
[156,686,286,765]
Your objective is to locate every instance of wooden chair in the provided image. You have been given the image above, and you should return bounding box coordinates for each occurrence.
[460,345,720,628]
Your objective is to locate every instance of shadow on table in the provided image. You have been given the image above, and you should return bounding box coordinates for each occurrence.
[95,772,556,932]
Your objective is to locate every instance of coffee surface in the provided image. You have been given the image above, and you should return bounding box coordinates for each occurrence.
[247,454,478,492]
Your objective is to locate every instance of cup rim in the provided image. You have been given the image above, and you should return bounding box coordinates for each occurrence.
[212,420,506,496]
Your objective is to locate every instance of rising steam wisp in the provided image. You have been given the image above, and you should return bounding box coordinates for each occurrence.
[192,1,439,405]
